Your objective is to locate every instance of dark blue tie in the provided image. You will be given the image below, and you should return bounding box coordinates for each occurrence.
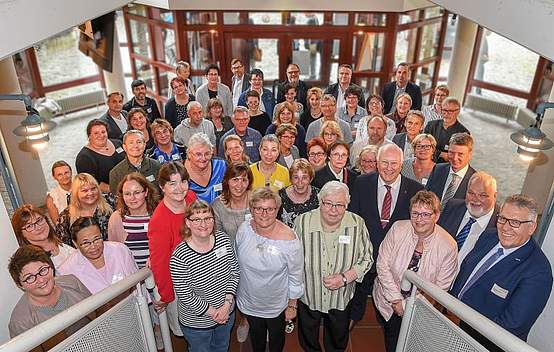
[456,217,476,250]
[459,247,504,299]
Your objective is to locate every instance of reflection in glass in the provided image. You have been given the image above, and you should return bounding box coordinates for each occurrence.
[248,12,282,25]
[187,31,217,70]
[223,12,242,24]
[231,38,279,81]
[151,8,174,23]
[399,10,419,24]
[415,63,435,91]
[185,11,217,25]
[134,60,155,91]
[395,28,417,67]
[332,13,349,26]
[127,4,148,17]
[154,27,176,66]
[292,39,322,80]
[356,77,381,96]
[130,20,151,59]
[352,33,385,72]
[419,22,441,60]
[288,13,323,25]
[354,13,387,26]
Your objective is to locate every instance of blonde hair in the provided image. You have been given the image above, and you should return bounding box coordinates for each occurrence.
[69,173,112,224]
[274,102,297,126]
[320,120,343,141]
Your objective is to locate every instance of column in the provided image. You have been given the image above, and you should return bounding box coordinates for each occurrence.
[102,24,127,97]
[447,16,478,100]
[0,58,48,205]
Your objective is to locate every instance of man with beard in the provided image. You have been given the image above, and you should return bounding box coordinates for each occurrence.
[123,79,161,123]
[438,172,498,264]
[276,63,310,110]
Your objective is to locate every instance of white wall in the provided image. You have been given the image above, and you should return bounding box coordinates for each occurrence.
[431,0,554,61]
[0,0,130,61]
[0,198,23,344]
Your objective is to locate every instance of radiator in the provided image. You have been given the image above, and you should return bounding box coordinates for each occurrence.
[56,90,106,116]
[464,93,518,120]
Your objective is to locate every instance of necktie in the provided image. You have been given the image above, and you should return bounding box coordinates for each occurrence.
[459,247,504,299]
[441,174,460,208]
[456,217,477,250]
[381,185,392,228]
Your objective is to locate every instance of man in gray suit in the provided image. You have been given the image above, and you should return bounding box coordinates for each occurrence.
[195,64,233,116]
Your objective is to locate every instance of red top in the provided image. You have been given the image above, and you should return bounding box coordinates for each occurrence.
[148,189,197,302]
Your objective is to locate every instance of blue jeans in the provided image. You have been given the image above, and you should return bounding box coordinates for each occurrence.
[180,311,235,352]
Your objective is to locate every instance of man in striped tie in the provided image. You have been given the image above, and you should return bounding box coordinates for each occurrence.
[438,172,498,265]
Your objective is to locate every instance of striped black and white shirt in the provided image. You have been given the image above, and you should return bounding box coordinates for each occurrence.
[122,215,150,268]
[170,230,240,328]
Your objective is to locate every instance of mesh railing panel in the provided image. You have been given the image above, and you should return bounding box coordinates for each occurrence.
[50,295,148,352]
[402,298,488,352]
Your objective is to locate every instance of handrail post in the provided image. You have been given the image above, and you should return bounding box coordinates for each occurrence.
[145,274,173,352]
[395,277,417,352]
[136,282,158,352]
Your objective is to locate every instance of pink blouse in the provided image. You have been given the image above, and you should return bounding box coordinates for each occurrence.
[373,220,458,321]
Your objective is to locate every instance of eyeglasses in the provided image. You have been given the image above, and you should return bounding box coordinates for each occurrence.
[287,70,300,75]
[324,132,337,138]
[309,152,326,158]
[21,265,51,285]
[231,65,243,70]
[188,216,215,224]
[191,152,212,160]
[415,144,433,150]
[22,216,46,232]
[252,206,277,214]
[442,109,459,114]
[410,211,434,219]
[330,152,348,159]
[321,201,346,210]
[123,190,145,198]
[79,236,103,249]
[497,215,534,228]
[360,159,377,165]
[280,134,296,140]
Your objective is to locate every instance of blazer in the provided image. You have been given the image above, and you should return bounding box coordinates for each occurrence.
[382,81,423,114]
[99,110,128,141]
[232,73,251,95]
[237,88,275,116]
[324,83,365,108]
[438,199,497,239]
[312,164,357,194]
[426,163,476,201]
[392,132,407,151]
[195,82,234,117]
[449,230,553,340]
[349,172,424,263]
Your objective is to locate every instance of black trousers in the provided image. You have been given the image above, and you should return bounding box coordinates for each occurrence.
[350,270,377,322]
[460,321,505,352]
[298,300,351,352]
[374,300,403,352]
[244,311,286,352]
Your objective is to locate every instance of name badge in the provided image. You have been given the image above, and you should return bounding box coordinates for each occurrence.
[116,147,124,153]
[421,178,428,186]
[214,183,223,192]
[274,180,284,189]
[353,122,359,129]
[444,145,449,151]
[244,213,252,221]
[146,175,155,182]
[491,283,509,299]
[339,235,351,244]
[143,223,149,231]
[147,107,152,113]
[171,154,181,160]
[245,141,254,147]
[158,156,165,163]
[215,246,227,259]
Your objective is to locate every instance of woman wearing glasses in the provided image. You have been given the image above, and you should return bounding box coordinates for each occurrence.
[354,145,379,175]
[401,134,437,185]
[373,191,457,352]
[236,187,304,352]
[8,245,92,338]
[185,133,227,204]
[170,200,240,352]
[319,120,343,149]
[12,204,75,269]
[312,141,357,192]
[306,137,327,172]
[276,123,300,168]
[267,102,307,156]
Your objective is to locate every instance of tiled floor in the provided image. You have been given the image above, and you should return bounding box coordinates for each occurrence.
[168,299,385,352]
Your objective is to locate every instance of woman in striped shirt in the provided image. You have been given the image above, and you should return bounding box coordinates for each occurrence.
[108,172,160,268]
[170,200,239,352]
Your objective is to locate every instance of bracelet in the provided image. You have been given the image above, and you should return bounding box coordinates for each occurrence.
[340,273,348,287]
[287,305,297,310]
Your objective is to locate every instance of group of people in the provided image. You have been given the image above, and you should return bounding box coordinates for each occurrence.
[6,59,553,352]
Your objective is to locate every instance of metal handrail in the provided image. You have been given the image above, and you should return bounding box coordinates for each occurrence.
[0,268,170,352]
[399,270,539,352]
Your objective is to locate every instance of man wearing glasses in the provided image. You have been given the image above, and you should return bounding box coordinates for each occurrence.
[450,194,553,351]
[230,59,250,107]
[276,63,311,110]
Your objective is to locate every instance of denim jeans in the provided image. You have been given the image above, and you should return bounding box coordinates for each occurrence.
[180,311,235,352]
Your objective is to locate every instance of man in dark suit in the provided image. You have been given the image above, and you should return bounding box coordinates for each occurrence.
[391,110,424,159]
[382,63,422,114]
[325,63,365,109]
[349,143,424,327]
[276,63,310,110]
[230,58,250,107]
[426,133,475,208]
[439,171,498,264]
[99,92,128,141]
[450,195,553,350]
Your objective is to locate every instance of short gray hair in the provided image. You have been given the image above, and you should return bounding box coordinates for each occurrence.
[233,106,248,116]
[259,134,280,151]
[468,171,497,194]
[123,129,145,144]
[318,181,350,205]
[321,94,337,105]
[377,143,404,164]
[187,132,213,150]
[187,101,203,113]
[502,194,538,221]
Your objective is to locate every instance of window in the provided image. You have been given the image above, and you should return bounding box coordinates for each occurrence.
[419,22,441,60]
[287,13,324,25]
[424,7,442,19]
[415,63,435,92]
[153,27,176,66]
[399,10,419,24]
[185,11,217,25]
[248,12,282,25]
[134,59,155,92]
[127,4,147,17]
[354,13,387,27]
[187,31,218,70]
[129,20,152,59]
[151,8,174,23]
[395,28,417,66]
[332,13,349,26]
[352,32,385,72]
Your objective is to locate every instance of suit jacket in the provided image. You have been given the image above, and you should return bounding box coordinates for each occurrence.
[276,80,310,110]
[324,83,365,108]
[392,132,407,151]
[231,73,251,96]
[196,82,234,117]
[312,164,357,194]
[426,163,476,201]
[99,110,128,141]
[349,173,424,263]
[449,230,553,340]
[438,199,498,239]
[382,81,423,114]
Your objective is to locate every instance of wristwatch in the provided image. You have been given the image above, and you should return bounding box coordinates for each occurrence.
[340,273,348,287]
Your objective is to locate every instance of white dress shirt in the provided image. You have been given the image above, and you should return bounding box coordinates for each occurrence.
[442,164,469,201]
[232,75,244,107]
[377,175,402,218]
[456,208,495,265]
